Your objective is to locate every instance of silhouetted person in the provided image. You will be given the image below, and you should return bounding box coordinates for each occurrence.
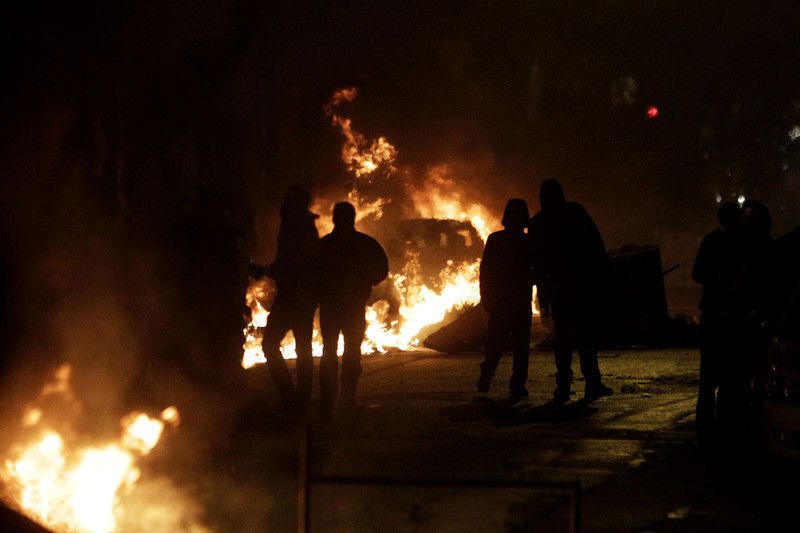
[715,199,776,442]
[775,225,800,306]
[692,202,740,450]
[477,199,533,401]
[528,179,613,403]
[251,187,319,410]
[318,202,388,413]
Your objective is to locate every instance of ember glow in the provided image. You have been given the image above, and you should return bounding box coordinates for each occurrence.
[0,364,200,533]
[241,87,537,369]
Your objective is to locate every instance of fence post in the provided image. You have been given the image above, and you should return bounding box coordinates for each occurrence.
[297,425,310,533]
[567,480,581,533]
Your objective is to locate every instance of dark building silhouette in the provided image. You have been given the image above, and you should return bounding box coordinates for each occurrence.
[477,199,533,401]
[251,187,319,409]
[317,201,388,413]
[528,179,613,403]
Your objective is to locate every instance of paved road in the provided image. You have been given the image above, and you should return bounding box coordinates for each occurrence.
[187,347,799,532]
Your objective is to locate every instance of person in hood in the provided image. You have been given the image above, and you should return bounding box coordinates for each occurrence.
[477,199,533,401]
[528,178,613,403]
[250,186,319,411]
[317,201,388,413]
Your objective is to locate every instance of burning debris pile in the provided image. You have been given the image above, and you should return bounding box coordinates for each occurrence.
[242,87,535,368]
[1,365,207,533]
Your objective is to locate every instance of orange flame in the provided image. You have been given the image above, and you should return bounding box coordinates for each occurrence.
[410,165,497,242]
[326,87,398,179]
[0,364,205,533]
[241,87,537,369]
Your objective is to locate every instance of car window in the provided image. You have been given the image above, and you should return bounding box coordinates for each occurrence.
[777,290,800,342]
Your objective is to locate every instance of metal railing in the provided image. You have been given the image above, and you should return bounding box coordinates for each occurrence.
[297,428,581,533]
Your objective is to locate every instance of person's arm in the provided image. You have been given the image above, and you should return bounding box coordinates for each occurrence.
[527,220,550,316]
[479,234,500,312]
[692,235,711,286]
[366,237,389,286]
[576,204,609,274]
[248,261,274,279]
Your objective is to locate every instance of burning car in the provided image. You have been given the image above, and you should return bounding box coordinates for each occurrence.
[241,87,502,368]
[383,218,483,285]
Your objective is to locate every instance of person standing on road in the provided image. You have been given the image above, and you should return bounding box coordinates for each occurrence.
[528,179,613,403]
[318,201,389,414]
[717,200,776,443]
[692,201,740,450]
[250,187,320,412]
[477,199,534,402]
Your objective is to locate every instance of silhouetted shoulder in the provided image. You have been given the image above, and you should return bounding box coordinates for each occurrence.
[564,201,588,214]
[484,231,502,245]
[356,230,389,285]
[355,230,382,247]
[564,201,594,224]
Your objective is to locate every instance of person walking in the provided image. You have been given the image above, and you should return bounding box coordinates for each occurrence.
[477,199,533,402]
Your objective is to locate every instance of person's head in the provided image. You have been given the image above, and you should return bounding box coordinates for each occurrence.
[741,199,772,237]
[717,202,740,233]
[501,199,530,230]
[332,201,356,230]
[539,178,566,211]
[280,186,313,219]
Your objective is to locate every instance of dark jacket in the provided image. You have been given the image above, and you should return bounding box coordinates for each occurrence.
[692,228,738,315]
[318,227,389,307]
[267,210,319,300]
[777,226,800,292]
[528,201,608,308]
[480,229,532,315]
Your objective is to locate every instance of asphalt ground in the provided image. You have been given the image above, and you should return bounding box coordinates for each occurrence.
[192,345,800,532]
[5,345,800,532]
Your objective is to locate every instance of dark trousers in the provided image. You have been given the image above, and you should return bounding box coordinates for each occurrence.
[697,311,762,448]
[551,300,602,392]
[696,313,728,446]
[319,302,366,407]
[482,310,531,392]
[262,295,316,403]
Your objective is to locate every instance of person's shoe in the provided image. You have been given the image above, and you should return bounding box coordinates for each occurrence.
[553,387,571,405]
[584,383,613,402]
[476,363,492,393]
[339,397,366,419]
[508,387,529,403]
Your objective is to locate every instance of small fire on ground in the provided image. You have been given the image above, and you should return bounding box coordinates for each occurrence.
[242,88,537,368]
[0,364,206,533]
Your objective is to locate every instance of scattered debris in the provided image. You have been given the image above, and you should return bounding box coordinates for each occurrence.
[423,305,488,352]
[621,383,640,393]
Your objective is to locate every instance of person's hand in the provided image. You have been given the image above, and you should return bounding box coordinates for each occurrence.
[249,261,268,279]
[540,307,554,333]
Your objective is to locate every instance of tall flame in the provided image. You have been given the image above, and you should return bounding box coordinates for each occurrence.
[325,87,398,179]
[241,87,537,369]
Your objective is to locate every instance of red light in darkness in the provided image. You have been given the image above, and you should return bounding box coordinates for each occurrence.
[646,106,659,119]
